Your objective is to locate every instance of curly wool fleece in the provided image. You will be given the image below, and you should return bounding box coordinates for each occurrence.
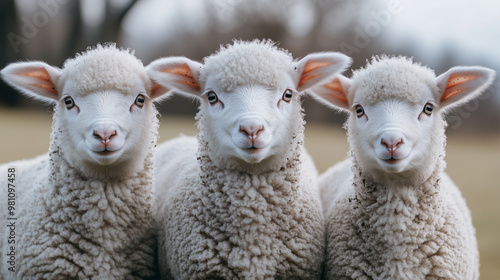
[349,55,439,105]
[59,43,151,96]
[200,39,297,92]
[322,156,477,279]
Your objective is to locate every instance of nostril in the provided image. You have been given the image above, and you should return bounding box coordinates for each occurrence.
[240,125,264,139]
[239,126,249,137]
[395,138,403,147]
[254,126,264,136]
[381,138,403,151]
[93,130,117,143]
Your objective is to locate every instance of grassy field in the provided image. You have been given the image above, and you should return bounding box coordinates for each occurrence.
[1,108,499,278]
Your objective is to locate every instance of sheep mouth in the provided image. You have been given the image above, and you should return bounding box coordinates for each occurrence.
[94,150,116,156]
[242,147,263,154]
[383,158,402,164]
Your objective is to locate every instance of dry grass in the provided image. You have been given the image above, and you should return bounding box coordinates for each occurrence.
[1,108,499,279]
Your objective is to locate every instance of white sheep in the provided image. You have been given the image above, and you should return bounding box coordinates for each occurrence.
[310,55,495,279]
[147,39,352,279]
[0,44,169,279]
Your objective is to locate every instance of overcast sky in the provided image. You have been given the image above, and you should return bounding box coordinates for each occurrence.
[383,0,500,65]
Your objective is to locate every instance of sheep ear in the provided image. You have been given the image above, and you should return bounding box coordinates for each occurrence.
[146,57,202,97]
[149,80,172,102]
[1,61,61,104]
[436,66,495,110]
[309,75,352,112]
[295,52,352,92]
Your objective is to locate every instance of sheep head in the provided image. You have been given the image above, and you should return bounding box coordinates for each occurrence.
[1,44,169,174]
[311,56,495,182]
[148,40,351,170]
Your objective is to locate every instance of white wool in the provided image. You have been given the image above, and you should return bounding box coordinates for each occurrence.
[200,39,296,92]
[321,155,478,279]
[155,133,324,279]
[151,40,353,278]
[0,45,160,279]
[350,55,438,105]
[313,56,493,279]
[59,43,151,97]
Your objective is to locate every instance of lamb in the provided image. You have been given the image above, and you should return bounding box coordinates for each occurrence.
[0,44,169,279]
[147,39,352,279]
[310,55,495,279]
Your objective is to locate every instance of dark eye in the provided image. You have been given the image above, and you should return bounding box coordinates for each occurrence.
[355,105,364,117]
[207,91,218,104]
[423,103,434,115]
[135,94,145,108]
[64,96,75,109]
[282,89,293,102]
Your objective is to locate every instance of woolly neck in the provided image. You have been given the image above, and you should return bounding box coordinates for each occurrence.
[347,154,447,257]
[188,124,322,279]
[44,146,155,244]
[350,154,445,207]
[196,131,305,194]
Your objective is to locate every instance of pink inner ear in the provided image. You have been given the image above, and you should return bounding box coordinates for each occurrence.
[298,60,333,88]
[323,78,347,102]
[151,81,165,93]
[21,68,57,94]
[441,73,479,102]
[160,63,200,90]
[150,81,167,98]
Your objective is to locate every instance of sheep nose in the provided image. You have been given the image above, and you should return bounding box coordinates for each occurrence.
[381,137,403,152]
[239,124,264,140]
[93,129,117,144]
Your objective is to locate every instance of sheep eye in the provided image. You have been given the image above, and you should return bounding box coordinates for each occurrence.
[355,105,364,117]
[135,94,145,108]
[64,96,75,109]
[282,89,293,102]
[207,91,218,104]
[423,103,434,115]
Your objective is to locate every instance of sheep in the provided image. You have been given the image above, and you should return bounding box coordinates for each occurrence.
[147,39,352,279]
[310,55,495,279]
[0,43,170,279]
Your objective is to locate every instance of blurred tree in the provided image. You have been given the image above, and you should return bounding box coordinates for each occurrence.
[96,0,139,45]
[0,0,20,105]
[64,0,82,60]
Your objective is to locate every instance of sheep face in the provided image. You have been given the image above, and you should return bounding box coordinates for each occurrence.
[1,46,169,174]
[55,76,154,167]
[147,40,352,170]
[198,74,301,165]
[346,85,438,175]
[311,56,495,181]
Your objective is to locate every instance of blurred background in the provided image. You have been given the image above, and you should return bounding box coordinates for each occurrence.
[0,0,499,277]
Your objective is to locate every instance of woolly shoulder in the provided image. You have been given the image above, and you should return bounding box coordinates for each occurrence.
[154,136,198,209]
[0,154,49,219]
[155,136,197,168]
[301,149,320,192]
[439,173,474,225]
[0,153,49,186]
[319,158,353,210]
